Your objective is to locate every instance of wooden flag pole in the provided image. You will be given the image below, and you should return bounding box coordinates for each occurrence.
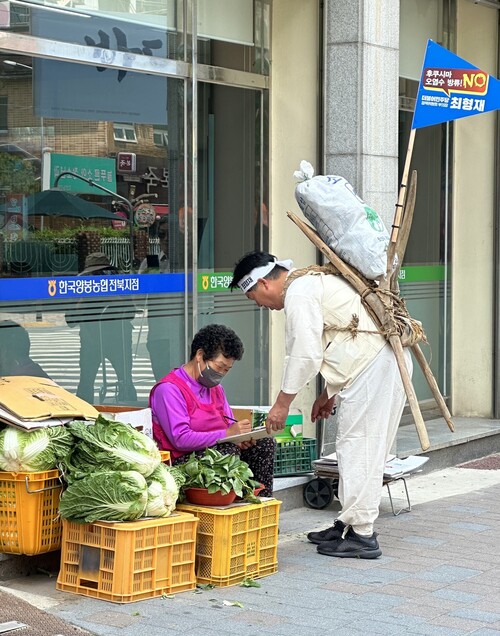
[381,128,417,292]
[390,170,417,292]
[389,170,455,433]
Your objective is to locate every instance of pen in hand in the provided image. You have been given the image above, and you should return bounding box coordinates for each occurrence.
[223,415,238,423]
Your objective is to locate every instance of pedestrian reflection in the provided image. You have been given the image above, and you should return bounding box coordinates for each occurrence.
[0,320,50,379]
[65,252,137,405]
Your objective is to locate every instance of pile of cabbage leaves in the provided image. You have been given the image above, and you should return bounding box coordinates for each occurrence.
[0,415,182,523]
[57,415,182,523]
[0,426,73,473]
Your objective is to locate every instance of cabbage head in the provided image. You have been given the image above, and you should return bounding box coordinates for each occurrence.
[0,425,73,472]
[144,463,179,517]
[65,416,161,480]
[59,470,148,523]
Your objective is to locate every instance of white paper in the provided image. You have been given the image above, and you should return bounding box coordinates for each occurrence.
[311,454,429,479]
[219,426,274,444]
[0,405,73,430]
[383,455,429,477]
[113,408,153,437]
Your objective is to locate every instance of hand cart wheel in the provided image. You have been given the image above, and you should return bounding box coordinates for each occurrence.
[303,477,335,509]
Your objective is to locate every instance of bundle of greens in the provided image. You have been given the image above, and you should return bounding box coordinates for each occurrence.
[178,447,261,503]
[0,425,74,472]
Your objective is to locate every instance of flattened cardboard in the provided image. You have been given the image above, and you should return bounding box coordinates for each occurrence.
[0,376,99,422]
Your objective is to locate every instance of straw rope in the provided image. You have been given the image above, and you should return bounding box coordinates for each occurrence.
[282,264,427,347]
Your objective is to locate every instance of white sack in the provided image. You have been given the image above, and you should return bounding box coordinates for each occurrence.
[294,161,390,280]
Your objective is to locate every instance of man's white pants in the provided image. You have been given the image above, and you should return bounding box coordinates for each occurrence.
[335,344,413,536]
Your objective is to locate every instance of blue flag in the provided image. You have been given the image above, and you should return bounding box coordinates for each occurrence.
[412,40,500,129]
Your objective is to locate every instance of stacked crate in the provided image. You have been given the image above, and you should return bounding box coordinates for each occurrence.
[177,499,281,587]
[0,469,63,556]
[56,512,198,603]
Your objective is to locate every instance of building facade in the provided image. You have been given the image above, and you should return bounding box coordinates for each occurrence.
[0,0,498,439]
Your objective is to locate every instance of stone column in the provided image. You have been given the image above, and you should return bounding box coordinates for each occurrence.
[322,0,400,455]
[323,0,400,230]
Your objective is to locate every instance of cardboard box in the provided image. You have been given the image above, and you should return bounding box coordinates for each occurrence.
[0,376,98,426]
[231,406,303,442]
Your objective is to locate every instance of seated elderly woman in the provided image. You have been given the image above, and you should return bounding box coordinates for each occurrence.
[149,323,276,496]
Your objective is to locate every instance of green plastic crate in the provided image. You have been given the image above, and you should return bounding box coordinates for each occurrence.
[274,438,317,476]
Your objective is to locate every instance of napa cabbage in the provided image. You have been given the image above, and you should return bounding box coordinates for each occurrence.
[58,470,148,522]
[144,463,179,517]
[0,425,74,472]
[64,416,161,481]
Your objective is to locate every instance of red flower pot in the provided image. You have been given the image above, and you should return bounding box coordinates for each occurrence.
[184,487,237,506]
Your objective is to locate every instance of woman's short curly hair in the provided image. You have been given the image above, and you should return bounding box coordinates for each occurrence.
[190,324,244,361]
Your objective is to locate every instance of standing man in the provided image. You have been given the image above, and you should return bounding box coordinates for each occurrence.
[230,251,412,559]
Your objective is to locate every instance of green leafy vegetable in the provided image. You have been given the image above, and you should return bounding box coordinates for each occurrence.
[0,426,73,472]
[162,464,187,489]
[240,578,261,588]
[144,463,179,517]
[177,447,261,501]
[64,416,161,481]
[59,470,148,522]
[222,600,244,608]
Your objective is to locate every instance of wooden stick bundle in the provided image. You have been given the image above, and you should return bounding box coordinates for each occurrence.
[287,168,454,450]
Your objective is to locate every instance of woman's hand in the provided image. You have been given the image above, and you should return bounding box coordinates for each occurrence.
[225,418,251,437]
[238,439,257,450]
[311,390,336,422]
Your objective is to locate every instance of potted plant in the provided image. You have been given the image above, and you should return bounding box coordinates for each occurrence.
[178,447,262,505]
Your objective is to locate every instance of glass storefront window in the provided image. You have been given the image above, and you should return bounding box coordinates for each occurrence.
[0,1,271,408]
[398,77,452,402]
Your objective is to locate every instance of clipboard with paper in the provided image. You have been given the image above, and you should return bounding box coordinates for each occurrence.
[221,426,276,445]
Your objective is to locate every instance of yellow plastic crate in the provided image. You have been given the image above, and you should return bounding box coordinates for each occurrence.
[177,499,281,587]
[56,512,198,603]
[0,469,63,556]
[159,450,171,463]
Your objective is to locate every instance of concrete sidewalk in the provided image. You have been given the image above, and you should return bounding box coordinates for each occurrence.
[2,463,500,636]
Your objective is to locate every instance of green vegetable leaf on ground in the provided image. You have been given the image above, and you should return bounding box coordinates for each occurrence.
[222,600,244,608]
[240,578,261,588]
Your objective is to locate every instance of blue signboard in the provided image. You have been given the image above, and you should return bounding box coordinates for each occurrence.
[413,40,500,129]
[0,274,189,302]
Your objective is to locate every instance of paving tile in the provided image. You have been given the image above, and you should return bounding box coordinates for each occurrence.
[450,609,500,624]
[401,535,447,546]
[449,522,492,532]
[415,564,482,583]
[431,589,483,604]
[430,614,499,632]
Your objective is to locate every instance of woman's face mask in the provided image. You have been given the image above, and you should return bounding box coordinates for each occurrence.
[197,361,225,388]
